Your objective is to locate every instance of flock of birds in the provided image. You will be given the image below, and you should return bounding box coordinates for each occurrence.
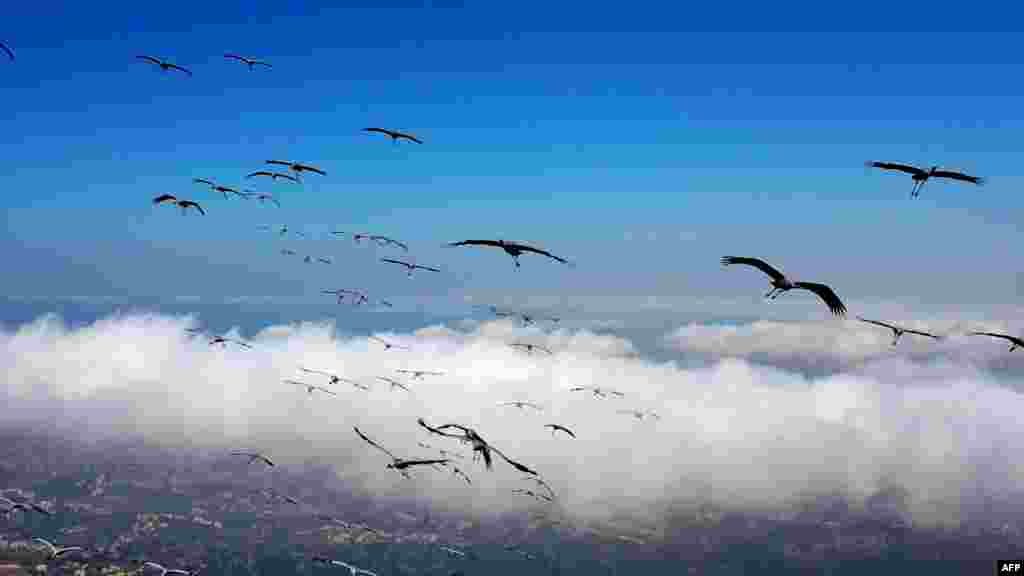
[2,36,1021,576]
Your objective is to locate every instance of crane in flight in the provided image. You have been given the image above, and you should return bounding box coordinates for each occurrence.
[224,53,272,70]
[512,489,554,503]
[352,426,449,478]
[866,161,984,198]
[569,386,624,399]
[417,418,540,475]
[312,557,378,576]
[300,368,368,390]
[396,369,445,380]
[617,409,660,421]
[522,476,557,499]
[370,235,409,251]
[0,497,51,516]
[497,401,543,412]
[857,317,942,346]
[721,256,847,316]
[32,538,85,560]
[229,451,275,467]
[246,170,300,183]
[137,55,192,76]
[376,376,411,393]
[362,127,424,144]
[509,343,552,355]
[152,194,205,215]
[544,424,576,438]
[380,258,441,277]
[369,335,409,350]
[240,191,280,207]
[323,289,370,305]
[448,239,573,269]
[0,41,13,61]
[265,160,326,179]
[283,379,337,397]
[969,331,1024,352]
[208,336,252,349]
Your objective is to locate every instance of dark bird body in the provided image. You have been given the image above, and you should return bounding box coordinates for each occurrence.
[137,55,192,76]
[721,256,847,316]
[544,423,576,438]
[448,239,572,269]
[247,171,300,183]
[866,161,984,198]
[152,194,205,215]
[380,258,441,277]
[265,160,326,178]
[224,53,272,70]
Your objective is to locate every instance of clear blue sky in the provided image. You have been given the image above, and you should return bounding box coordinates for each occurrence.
[2,1,1022,323]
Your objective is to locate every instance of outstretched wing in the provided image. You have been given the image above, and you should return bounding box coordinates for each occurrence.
[0,42,14,61]
[969,332,1024,346]
[491,446,539,476]
[793,282,847,316]
[931,170,984,185]
[448,239,503,248]
[397,132,423,144]
[295,163,326,175]
[720,256,787,282]
[354,426,397,460]
[856,317,894,330]
[399,458,450,468]
[413,265,442,272]
[167,63,192,76]
[866,161,926,176]
[266,159,292,167]
[180,201,205,215]
[152,194,177,205]
[546,424,576,438]
[224,53,246,62]
[903,328,942,339]
[508,242,572,265]
[246,171,273,179]
[137,55,162,66]
[380,258,410,268]
[362,127,395,137]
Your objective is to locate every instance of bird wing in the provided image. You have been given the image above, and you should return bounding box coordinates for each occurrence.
[413,265,442,272]
[354,426,397,460]
[793,282,847,316]
[193,178,215,185]
[970,332,1024,346]
[866,161,926,176]
[223,53,246,61]
[856,317,894,330]
[33,538,56,553]
[152,194,177,205]
[492,448,539,476]
[720,256,787,282]
[279,173,300,182]
[253,61,272,68]
[167,64,192,76]
[143,562,166,571]
[266,160,291,167]
[547,424,576,438]
[380,258,409,268]
[0,42,14,61]
[931,170,984,184]
[508,242,572,265]
[314,386,337,396]
[257,455,274,467]
[246,171,273,178]
[295,163,326,175]
[362,127,395,137]
[903,328,942,339]
[181,201,205,215]
[137,55,162,65]
[448,239,503,248]
[379,237,409,251]
[397,132,423,144]
[399,458,450,468]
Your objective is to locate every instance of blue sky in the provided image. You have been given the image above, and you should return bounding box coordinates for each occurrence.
[2,1,1022,325]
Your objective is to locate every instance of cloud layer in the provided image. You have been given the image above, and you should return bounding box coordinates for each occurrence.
[3,312,1024,530]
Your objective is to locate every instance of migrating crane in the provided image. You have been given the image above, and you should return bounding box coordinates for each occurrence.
[448,239,573,269]
[544,424,576,438]
[362,127,424,145]
[32,538,84,560]
[152,194,205,215]
[0,497,51,516]
[369,335,409,350]
[497,401,543,412]
[721,256,847,316]
[866,161,984,198]
[396,369,445,380]
[240,191,280,207]
[380,258,441,277]
[569,386,624,399]
[857,317,942,346]
[224,53,272,70]
[136,55,192,76]
[417,418,540,475]
[265,160,326,178]
[229,451,275,468]
[247,170,300,183]
[969,331,1024,352]
[352,426,449,478]
[283,379,337,397]
[510,343,552,355]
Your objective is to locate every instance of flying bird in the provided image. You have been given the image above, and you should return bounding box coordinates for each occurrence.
[193,178,216,187]
[241,191,280,207]
[281,249,297,256]
[376,377,411,393]
[229,451,274,467]
[866,161,984,198]
[617,409,660,421]
[208,336,252,349]
[522,476,557,498]
[224,53,272,70]
[265,160,326,177]
[857,317,942,346]
[448,465,472,485]
[246,170,300,183]
[0,41,13,61]
[569,386,624,399]
[300,368,367,389]
[137,55,192,76]
[512,489,553,503]
[396,369,445,380]
[33,538,84,559]
[417,418,539,475]
[353,426,449,478]
[498,401,543,411]
[283,379,337,396]
[323,289,370,305]
[440,546,466,557]
[369,335,409,350]
[371,235,409,251]
[312,558,378,576]
[152,194,205,215]
[362,127,423,144]
[0,497,51,516]
[317,257,332,264]
[969,331,1024,352]
[720,256,847,316]
[380,258,441,277]
[142,562,194,576]
[544,424,576,438]
[448,239,573,269]
[211,185,243,199]
[509,343,552,355]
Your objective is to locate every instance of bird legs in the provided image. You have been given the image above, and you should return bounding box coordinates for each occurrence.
[911,179,925,198]
[1010,344,1019,352]
[765,286,786,299]
[891,330,903,346]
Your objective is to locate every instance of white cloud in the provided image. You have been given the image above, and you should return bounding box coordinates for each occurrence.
[2,312,1024,530]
